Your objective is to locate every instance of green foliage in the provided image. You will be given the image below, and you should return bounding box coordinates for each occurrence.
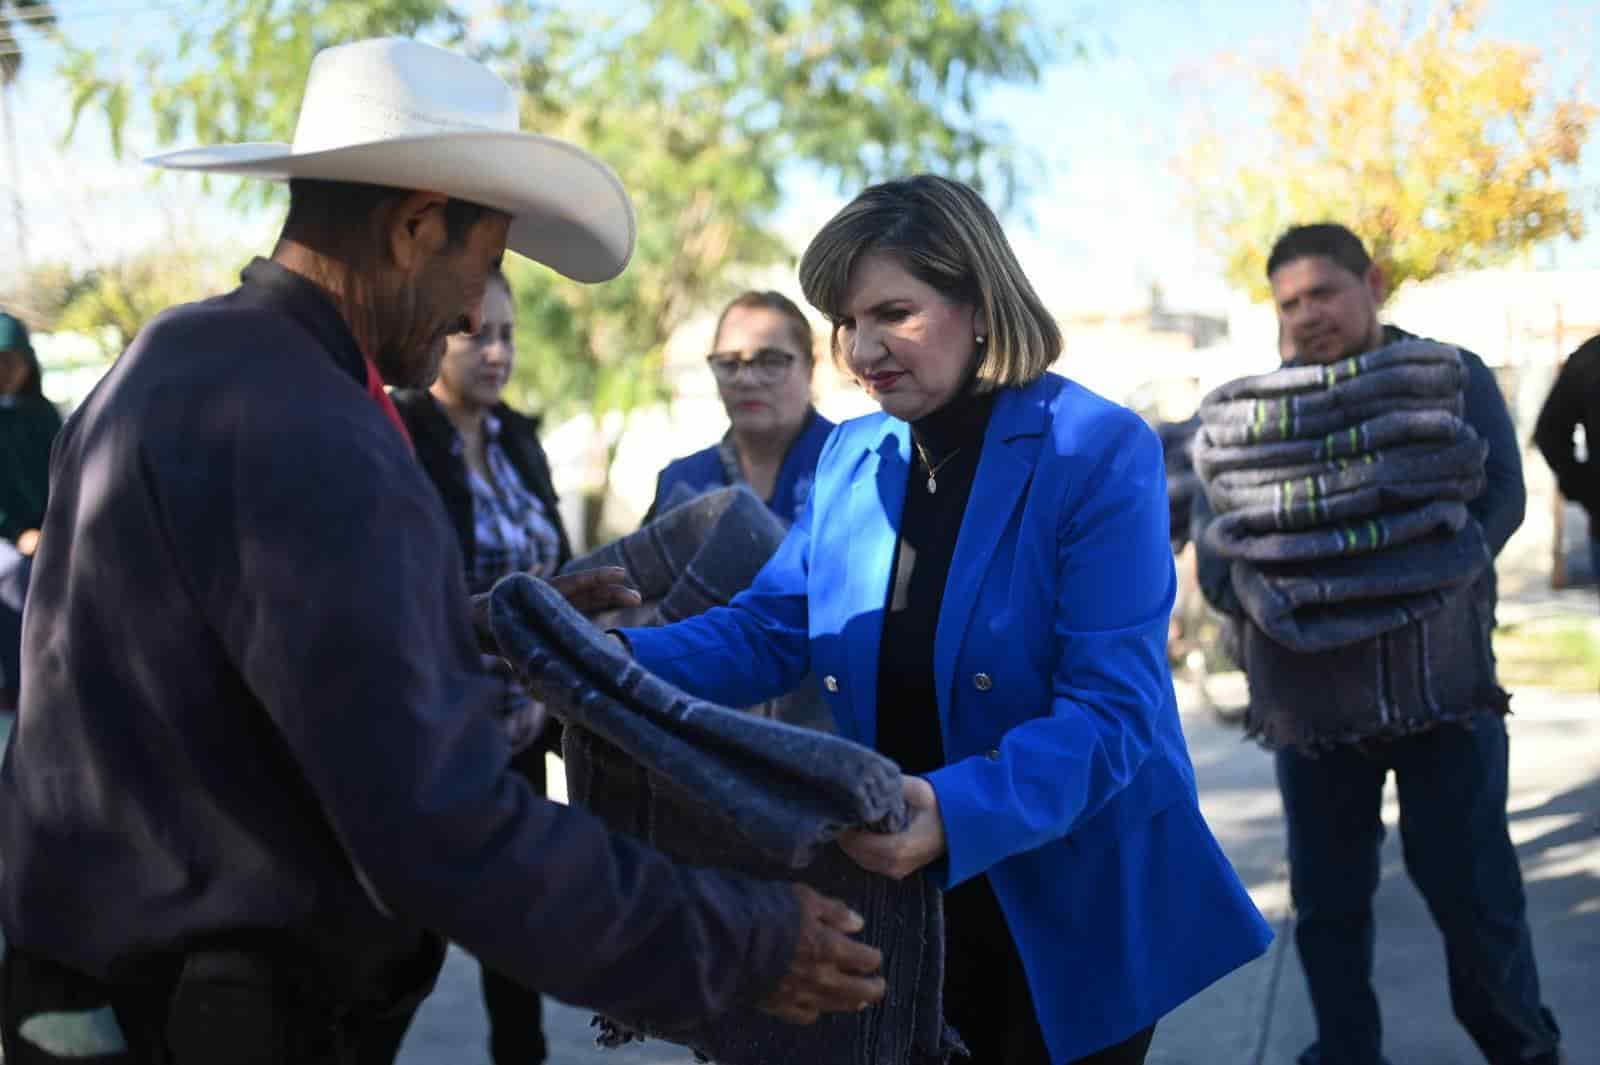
[1,260,93,328]
[46,249,237,356]
[496,0,1053,426]
[61,0,463,206]
[1179,0,1596,301]
[1494,618,1600,693]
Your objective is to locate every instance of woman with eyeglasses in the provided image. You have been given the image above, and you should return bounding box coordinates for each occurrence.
[644,291,833,525]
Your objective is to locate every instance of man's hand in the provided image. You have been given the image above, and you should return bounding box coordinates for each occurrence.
[838,776,946,880]
[545,566,642,619]
[15,529,39,557]
[758,884,886,1026]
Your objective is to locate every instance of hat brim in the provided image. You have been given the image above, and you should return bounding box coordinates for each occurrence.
[146,130,634,284]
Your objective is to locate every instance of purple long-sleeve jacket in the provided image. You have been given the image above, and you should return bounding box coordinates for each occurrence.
[0,258,798,1023]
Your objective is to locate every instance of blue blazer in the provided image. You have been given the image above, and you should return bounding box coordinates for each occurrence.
[626,374,1272,1062]
[645,407,833,525]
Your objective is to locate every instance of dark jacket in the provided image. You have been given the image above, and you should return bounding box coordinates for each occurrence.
[391,390,573,574]
[0,258,797,1026]
[1533,333,1600,520]
[0,393,62,543]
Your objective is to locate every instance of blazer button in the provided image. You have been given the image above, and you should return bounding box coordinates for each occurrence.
[985,748,1001,761]
[823,675,839,693]
[973,672,993,692]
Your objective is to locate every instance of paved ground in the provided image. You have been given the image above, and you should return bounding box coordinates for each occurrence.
[394,684,1600,1065]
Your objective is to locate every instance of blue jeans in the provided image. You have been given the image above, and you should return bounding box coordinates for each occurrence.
[1590,537,1600,597]
[1276,715,1560,1065]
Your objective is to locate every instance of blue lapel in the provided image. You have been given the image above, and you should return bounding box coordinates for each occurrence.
[933,381,1051,718]
[839,420,910,747]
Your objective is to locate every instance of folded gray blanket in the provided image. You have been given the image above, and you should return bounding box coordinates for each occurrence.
[564,485,833,733]
[1227,524,1492,654]
[487,574,906,866]
[1204,497,1472,563]
[566,484,789,624]
[1209,434,1484,511]
[1199,339,1464,446]
[1192,407,1467,481]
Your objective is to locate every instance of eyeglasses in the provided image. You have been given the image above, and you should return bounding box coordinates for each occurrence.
[705,347,799,386]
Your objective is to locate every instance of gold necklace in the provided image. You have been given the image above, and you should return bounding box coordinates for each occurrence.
[913,440,963,494]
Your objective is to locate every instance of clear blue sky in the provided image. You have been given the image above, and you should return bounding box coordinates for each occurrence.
[4,0,1597,311]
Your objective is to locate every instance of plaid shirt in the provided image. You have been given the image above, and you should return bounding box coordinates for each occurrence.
[461,413,563,594]
[459,414,563,751]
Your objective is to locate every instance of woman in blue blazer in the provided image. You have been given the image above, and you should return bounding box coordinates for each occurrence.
[622,176,1271,1064]
[644,291,833,525]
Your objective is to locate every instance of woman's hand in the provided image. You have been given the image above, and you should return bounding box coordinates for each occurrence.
[15,529,39,557]
[838,776,946,880]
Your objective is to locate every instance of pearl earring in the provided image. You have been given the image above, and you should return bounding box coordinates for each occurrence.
[975,333,986,345]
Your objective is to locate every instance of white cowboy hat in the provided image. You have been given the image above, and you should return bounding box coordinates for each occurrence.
[146,37,634,284]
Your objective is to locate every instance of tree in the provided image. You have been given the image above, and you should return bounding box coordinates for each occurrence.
[0,247,237,358]
[64,0,1055,542]
[497,0,1054,540]
[1,0,56,267]
[52,248,237,356]
[61,0,464,188]
[1177,0,1596,302]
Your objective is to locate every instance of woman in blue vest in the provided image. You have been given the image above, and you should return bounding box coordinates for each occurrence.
[644,291,832,525]
[619,176,1272,1064]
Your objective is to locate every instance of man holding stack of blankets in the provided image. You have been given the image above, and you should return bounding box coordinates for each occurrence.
[1191,224,1564,1065]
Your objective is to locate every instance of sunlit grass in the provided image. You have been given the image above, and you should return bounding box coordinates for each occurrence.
[1494,618,1600,693]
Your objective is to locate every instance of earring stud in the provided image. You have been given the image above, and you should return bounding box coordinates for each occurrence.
[975,333,986,345]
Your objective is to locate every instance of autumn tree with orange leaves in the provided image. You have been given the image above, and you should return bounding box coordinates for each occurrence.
[1179,0,1596,301]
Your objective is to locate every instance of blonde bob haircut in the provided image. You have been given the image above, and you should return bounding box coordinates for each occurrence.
[798,174,1061,391]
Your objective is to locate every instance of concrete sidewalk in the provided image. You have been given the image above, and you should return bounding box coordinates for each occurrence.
[1146,686,1597,1065]
[395,685,1600,1065]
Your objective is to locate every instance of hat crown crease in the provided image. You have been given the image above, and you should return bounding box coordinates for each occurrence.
[290,38,519,154]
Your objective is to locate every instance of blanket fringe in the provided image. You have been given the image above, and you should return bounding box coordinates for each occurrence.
[1244,687,1512,754]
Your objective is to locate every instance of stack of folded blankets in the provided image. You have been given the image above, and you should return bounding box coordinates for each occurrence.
[1192,339,1509,750]
[487,486,959,1065]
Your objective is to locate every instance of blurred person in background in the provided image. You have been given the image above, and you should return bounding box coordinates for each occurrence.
[644,291,833,525]
[1533,333,1600,597]
[392,265,568,1065]
[0,311,61,721]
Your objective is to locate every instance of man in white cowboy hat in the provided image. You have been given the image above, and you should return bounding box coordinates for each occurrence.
[0,37,883,1065]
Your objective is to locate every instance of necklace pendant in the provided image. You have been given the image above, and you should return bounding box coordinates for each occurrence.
[927,475,938,494]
